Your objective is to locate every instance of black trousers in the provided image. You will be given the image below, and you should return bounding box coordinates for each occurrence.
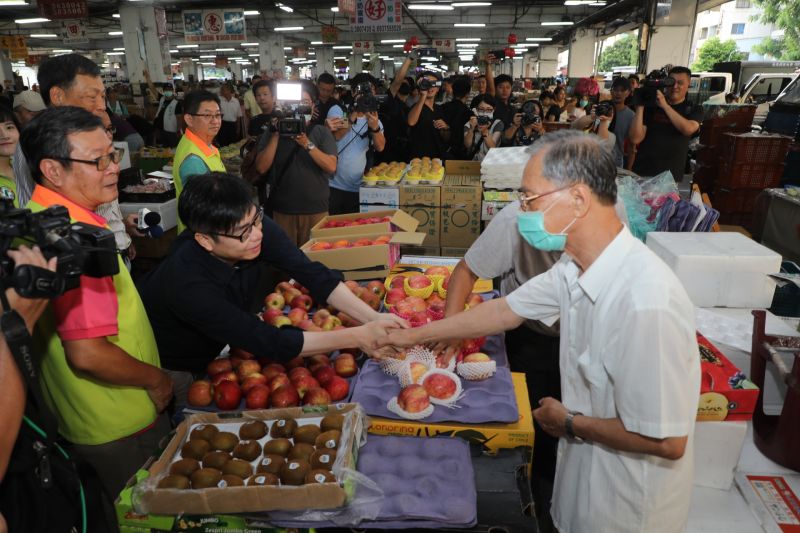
[329,187,360,215]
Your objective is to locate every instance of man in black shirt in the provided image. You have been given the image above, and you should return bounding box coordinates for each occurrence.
[630,66,702,181]
[139,173,406,404]
[247,79,278,137]
[438,76,473,160]
[408,71,450,159]
[311,72,338,127]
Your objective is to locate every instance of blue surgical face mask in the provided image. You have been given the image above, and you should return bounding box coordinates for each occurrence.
[517,193,577,251]
[164,91,174,99]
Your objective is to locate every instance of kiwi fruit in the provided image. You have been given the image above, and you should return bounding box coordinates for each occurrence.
[270,418,298,439]
[220,474,245,487]
[190,424,219,442]
[157,474,190,489]
[320,413,344,433]
[169,458,200,477]
[287,442,315,462]
[293,425,321,445]
[262,438,292,457]
[239,420,268,440]
[280,459,311,486]
[202,451,231,470]
[248,472,280,486]
[310,449,337,470]
[256,454,285,475]
[233,440,261,462]
[209,432,239,452]
[315,430,341,451]
[190,468,222,489]
[222,458,253,479]
[181,439,211,460]
[305,469,336,484]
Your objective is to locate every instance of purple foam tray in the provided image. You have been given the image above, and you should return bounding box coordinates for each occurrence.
[350,360,519,424]
[271,434,477,528]
[483,333,508,368]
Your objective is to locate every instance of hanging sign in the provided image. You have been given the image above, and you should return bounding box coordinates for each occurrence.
[432,38,455,53]
[0,36,27,60]
[321,25,339,44]
[350,0,403,33]
[353,41,374,53]
[38,0,88,20]
[338,0,356,15]
[59,20,88,44]
[182,9,246,43]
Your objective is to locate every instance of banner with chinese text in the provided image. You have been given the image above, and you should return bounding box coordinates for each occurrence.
[432,38,455,53]
[350,0,403,33]
[0,36,27,60]
[60,19,88,44]
[182,9,246,43]
[353,41,374,53]
[38,0,88,20]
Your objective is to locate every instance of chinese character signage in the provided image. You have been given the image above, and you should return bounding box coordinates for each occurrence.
[321,25,339,44]
[353,41,373,53]
[39,0,88,20]
[350,0,403,33]
[59,20,88,44]
[432,38,455,53]
[0,36,27,60]
[182,9,246,43]
[338,0,356,15]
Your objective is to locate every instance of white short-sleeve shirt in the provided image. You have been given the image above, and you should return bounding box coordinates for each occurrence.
[506,225,700,533]
[220,97,242,122]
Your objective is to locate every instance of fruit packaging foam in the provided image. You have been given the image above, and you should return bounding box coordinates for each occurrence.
[270,434,477,528]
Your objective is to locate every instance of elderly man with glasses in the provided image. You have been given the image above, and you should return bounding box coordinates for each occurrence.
[20,106,173,506]
[173,90,227,234]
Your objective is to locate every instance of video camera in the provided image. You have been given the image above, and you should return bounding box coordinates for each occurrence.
[351,81,380,114]
[274,82,312,137]
[417,78,442,92]
[633,68,676,107]
[0,199,119,298]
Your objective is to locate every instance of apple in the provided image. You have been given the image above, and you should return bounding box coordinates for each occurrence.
[272,316,293,328]
[422,373,457,400]
[442,276,450,290]
[397,384,430,413]
[308,354,331,373]
[390,276,405,289]
[294,282,310,295]
[410,311,429,325]
[211,371,238,387]
[410,362,428,383]
[262,308,283,325]
[262,363,286,381]
[310,241,333,251]
[270,385,300,408]
[466,293,483,308]
[312,309,331,327]
[359,291,381,311]
[424,266,450,277]
[337,311,360,328]
[407,274,432,289]
[187,380,214,407]
[297,319,321,331]
[282,288,302,304]
[385,288,406,306]
[324,376,350,401]
[334,353,358,378]
[427,301,446,315]
[397,296,427,315]
[269,374,291,391]
[229,355,245,369]
[303,387,332,406]
[313,366,337,386]
[287,307,308,326]
[461,337,486,355]
[426,293,445,307]
[264,292,285,311]
[241,373,268,394]
[245,384,270,409]
[276,281,294,293]
[229,347,255,359]
[288,367,312,382]
[294,375,320,398]
[237,360,262,379]
[285,356,306,370]
[344,280,360,293]
[214,380,242,410]
[366,280,386,299]
[463,352,491,363]
[207,358,233,377]
[320,315,342,331]
[290,294,313,311]
[332,240,351,249]
[352,238,372,247]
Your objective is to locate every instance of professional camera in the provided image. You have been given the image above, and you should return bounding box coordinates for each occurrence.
[634,68,676,107]
[595,101,614,118]
[417,78,441,92]
[274,83,311,137]
[520,101,541,126]
[476,115,492,126]
[351,81,380,113]
[0,200,119,298]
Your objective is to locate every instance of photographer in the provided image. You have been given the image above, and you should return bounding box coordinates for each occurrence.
[407,72,449,160]
[571,101,617,156]
[464,94,503,161]
[377,53,416,163]
[506,100,546,147]
[247,79,278,137]
[20,106,172,501]
[490,73,515,134]
[311,72,338,127]
[439,76,474,160]
[326,75,386,214]
[469,74,489,109]
[629,66,702,181]
[253,81,337,246]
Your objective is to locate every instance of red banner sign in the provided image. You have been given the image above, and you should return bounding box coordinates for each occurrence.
[338,0,356,15]
[321,25,339,44]
[38,0,88,20]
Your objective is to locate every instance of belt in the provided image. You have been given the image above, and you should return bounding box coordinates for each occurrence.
[118,247,130,260]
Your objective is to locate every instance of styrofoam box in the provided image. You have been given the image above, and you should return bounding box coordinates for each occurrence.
[646,232,782,308]
[119,198,177,232]
[693,420,747,490]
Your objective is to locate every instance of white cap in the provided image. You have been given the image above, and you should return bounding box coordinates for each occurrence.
[12,90,46,112]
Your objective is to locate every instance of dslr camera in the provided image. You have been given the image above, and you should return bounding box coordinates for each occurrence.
[633,68,676,107]
[519,101,541,126]
[417,78,441,92]
[351,82,380,114]
[476,115,492,126]
[274,82,311,137]
[595,101,614,118]
[0,200,119,298]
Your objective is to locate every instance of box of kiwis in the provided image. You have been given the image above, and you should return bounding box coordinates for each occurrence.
[133,403,364,514]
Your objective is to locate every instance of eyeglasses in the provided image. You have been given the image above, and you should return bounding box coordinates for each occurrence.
[517,186,569,212]
[191,113,223,122]
[48,147,124,171]
[105,126,117,135]
[209,207,264,243]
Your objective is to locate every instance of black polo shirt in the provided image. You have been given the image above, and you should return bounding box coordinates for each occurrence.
[137,215,343,374]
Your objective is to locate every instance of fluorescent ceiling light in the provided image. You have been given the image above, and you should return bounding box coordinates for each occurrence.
[541,21,574,25]
[114,47,125,50]
[589,2,606,5]
[454,23,485,27]
[276,3,293,12]
[311,41,322,45]
[52,49,72,53]
[177,44,198,48]
[283,46,291,50]
[106,52,125,55]
[457,43,479,47]
[333,45,351,49]
[191,58,199,61]
[274,26,303,31]
[109,31,123,35]
[169,49,178,53]
[379,56,392,60]
[243,10,260,16]
[456,38,481,41]
[392,44,404,48]
[381,39,405,43]
[215,48,235,51]
[249,53,259,57]
[229,57,244,60]
[526,37,553,41]
[0,1,30,5]
[15,17,50,23]
[334,56,346,59]
[526,43,540,47]
[452,2,492,5]
[422,57,438,61]
[31,33,58,38]
[241,42,258,46]
[200,55,216,58]
[112,13,120,18]
[308,51,315,55]
[331,6,339,11]
[408,4,453,10]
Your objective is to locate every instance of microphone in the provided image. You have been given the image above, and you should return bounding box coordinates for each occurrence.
[137,208,164,238]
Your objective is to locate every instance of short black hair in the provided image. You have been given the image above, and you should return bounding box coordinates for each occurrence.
[350,73,377,91]
[0,106,18,128]
[417,70,442,82]
[317,72,336,86]
[252,74,262,81]
[494,74,513,87]
[20,106,104,184]
[252,79,274,97]
[451,76,471,98]
[183,90,221,115]
[669,66,692,78]
[178,172,256,236]
[611,77,631,91]
[553,86,566,97]
[38,53,101,106]
[472,94,497,108]
[628,74,640,82]
[540,90,554,101]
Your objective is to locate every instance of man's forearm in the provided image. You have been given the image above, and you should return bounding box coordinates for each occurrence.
[309,149,337,175]
[390,57,413,95]
[444,259,478,318]
[400,297,522,345]
[327,283,378,325]
[64,338,164,389]
[408,99,425,126]
[628,107,646,144]
[255,137,278,174]
[573,415,688,460]
[0,342,25,481]
[372,130,386,152]
[663,105,699,136]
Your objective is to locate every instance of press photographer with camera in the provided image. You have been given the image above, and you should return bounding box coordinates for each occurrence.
[253,81,337,246]
[571,101,617,156]
[408,72,450,159]
[247,79,278,137]
[629,66,703,180]
[326,75,385,214]
[19,105,173,503]
[506,100,546,147]
[464,94,503,161]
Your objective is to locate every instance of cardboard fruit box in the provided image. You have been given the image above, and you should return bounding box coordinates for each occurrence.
[131,404,364,515]
[310,208,420,239]
[697,333,760,422]
[302,232,425,281]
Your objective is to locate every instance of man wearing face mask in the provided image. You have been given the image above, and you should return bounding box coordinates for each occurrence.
[408,72,449,159]
[381,129,700,533]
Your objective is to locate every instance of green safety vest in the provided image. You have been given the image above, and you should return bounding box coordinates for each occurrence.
[173,129,226,234]
[0,173,17,206]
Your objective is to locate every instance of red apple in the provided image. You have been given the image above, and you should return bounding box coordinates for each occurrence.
[390,276,405,289]
[308,354,331,373]
[313,366,337,386]
[426,293,444,307]
[262,363,286,381]
[237,360,262,379]
[424,266,450,277]
[365,280,386,299]
[276,281,294,293]
[241,373,269,394]
[303,387,332,406]
[207,358,233,377]
[337,312,360,328]
[264,292,285,310]
[385,288,406,306]
[344,280,360,293]
[282,288,302,305]
[291,294,313,311]
[229,347,255,360]
[272,316,293,328]
[422,373,458,399]
[320,315,342,331]
[214,380,242,410]
[245,384,270,409]
[334,353,358,378]
[312,309,331,327]
[187,380,214,406]
[270,385,300,408]
[269,374,290,391]
[442,276,450,290]
[324,376,350,401]
[407,274,432,289]
[463,352,491,363]
[287,307,308,326]
[262,308,283,324]
[466,293,483,308]
[461,337,486,355]
[396,296,426,315]
[297,319,321,331]
[285,356,306,370]
[310,241,333,251]
[288,367,312,382]
[397,384,431,413]
[229,355,245,369]
[359,291,381,310]
[211,371,238,386]
[294,375,320,398]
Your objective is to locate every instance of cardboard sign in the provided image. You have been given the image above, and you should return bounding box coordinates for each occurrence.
[183,9,246,43]
[350,0,403,33]
[38,0,88,20]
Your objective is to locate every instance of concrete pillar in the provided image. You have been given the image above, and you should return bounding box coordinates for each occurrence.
[645,0,699,71]
[258,34,285,79]
[349,53,363,77]
[384,61,396,79]
[316,47,334,75]
[0,52,14,86]
[537,46,559,78]
[119,5,171,85]
[568,29,597,79]
[180,59,196,81]
[369,54,381,78]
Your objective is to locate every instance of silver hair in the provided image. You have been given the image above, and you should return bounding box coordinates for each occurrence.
[525,129,617,204]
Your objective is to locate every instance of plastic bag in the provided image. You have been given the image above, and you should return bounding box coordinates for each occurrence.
[637,170,680,221]
[616,175,657,241]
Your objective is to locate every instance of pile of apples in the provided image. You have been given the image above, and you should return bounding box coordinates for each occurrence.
[384,267,483,326]
[321,216,392,229]
[187,348,359,411]
[309,235,391,251]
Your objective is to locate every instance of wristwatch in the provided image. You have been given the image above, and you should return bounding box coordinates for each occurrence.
[369,126,382,134]
[306,141,316,152]
[565,410,585,443]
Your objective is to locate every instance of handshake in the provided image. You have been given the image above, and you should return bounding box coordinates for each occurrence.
[354,317,465,367]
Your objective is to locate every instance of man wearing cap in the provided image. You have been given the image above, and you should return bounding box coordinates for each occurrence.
[12,90,46,127]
